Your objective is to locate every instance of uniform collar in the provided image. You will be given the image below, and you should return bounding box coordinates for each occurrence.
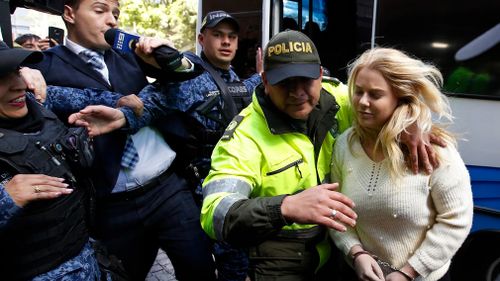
[200,51,232,76]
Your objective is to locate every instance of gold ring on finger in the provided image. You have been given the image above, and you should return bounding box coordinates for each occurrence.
[33,186,41,193]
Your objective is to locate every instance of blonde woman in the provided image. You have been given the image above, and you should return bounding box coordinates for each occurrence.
[330,48,473,281]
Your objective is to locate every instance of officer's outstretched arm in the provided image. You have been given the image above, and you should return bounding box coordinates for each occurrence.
[68,105,126,137]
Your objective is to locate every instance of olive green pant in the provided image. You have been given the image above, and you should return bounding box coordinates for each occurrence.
[248,237,318,281]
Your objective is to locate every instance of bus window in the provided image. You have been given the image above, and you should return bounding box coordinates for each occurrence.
[279,0,362,82]
[282,0,327,31]
[282,0,300,31]
[376,0,500,98]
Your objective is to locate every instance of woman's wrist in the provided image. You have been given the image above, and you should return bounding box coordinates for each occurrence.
[397,269,415,281]
[398,264,418,281]
[351,250,372,264]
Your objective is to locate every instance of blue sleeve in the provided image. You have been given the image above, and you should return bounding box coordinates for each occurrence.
[122,84,171,132]
[243,73,262,93]
[44,86,153,134]
[0,181,21,229]
[45,86,122,117]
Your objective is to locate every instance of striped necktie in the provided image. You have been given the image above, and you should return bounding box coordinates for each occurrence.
[79,49,105,71]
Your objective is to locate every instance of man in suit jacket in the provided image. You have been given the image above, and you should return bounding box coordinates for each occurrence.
[30,0,216,280]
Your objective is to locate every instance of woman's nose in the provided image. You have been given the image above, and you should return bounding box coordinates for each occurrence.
[358,93,370,106]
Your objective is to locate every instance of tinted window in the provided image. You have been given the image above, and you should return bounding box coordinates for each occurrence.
[281,0,361,81]
[282,0,328,31]
[376,0,500,98]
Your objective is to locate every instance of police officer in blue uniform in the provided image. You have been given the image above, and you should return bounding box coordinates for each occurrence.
[154,10,261,200]
[0,42,100,281]
[158,11,261,281]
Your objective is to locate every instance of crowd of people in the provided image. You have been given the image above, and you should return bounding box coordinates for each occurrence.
[0,0,473,280]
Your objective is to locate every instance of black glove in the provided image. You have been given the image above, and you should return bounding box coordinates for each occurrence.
[154,45,183,72]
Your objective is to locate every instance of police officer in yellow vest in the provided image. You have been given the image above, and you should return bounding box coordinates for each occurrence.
[200,30,358,280]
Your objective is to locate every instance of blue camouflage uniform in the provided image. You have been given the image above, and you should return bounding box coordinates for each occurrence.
[160,52,261,193]
[0,122,101,281]
[162,53,261,130]
[0,89,135,280]
[160,52,261,281]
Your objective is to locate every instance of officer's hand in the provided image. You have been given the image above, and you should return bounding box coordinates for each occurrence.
[256,47,263,75]
[280,183,357,232]
[19,67,47,103]
[68,105,126,137]
[117,94,144,117]
[4,174,72,207]
[401,122,446,174]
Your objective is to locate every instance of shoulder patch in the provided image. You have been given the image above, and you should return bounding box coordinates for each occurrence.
[221,115,244,141]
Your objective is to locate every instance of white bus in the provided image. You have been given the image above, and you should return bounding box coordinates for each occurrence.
[199,0,500,280]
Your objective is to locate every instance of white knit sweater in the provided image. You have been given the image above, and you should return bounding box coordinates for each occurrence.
[329,128,473,281]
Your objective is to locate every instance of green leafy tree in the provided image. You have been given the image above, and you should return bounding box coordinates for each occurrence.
[120,0,197,52]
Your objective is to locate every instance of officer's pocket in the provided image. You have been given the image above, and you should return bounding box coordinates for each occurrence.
[248,238,315,276]
[266,158,304,177]
[264,157,308,196]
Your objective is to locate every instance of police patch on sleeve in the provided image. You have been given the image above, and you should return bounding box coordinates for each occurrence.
[221,115,244,141]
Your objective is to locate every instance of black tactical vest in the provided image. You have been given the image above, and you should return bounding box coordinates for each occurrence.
[0,103,89,280]
[166,80,252,187]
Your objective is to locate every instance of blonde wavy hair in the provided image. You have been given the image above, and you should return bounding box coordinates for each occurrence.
[347,48,456,178]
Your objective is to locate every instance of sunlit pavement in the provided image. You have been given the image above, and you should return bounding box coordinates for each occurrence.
[145,249,177,281]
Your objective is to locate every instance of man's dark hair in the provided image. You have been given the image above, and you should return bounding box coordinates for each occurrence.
[61,0,81,26]
[14,34,41,45]
[64,0,80,8]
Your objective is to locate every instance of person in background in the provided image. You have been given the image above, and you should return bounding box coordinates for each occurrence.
[15,33,41,50]
[281,17,299,31]
[0,41,100,281]
[330,48,473,281]
[28,0,216,279]
[15,33,59,51]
